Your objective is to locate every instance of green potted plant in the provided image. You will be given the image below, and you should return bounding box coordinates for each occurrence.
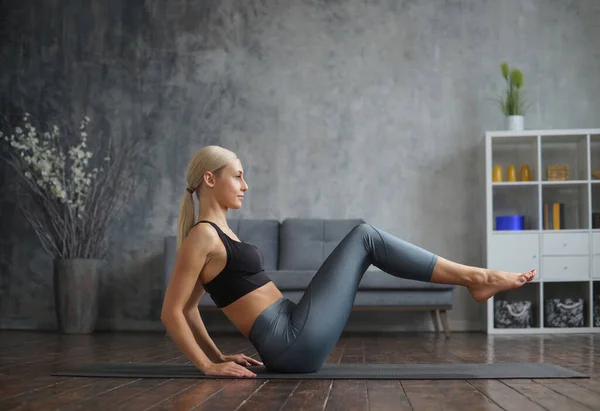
[497,62,530,131]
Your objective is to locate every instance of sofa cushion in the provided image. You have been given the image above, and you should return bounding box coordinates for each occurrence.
[198,288,454,308]
[282,290,454,307]
[278,218,365,270]
[264,269,454,291]
[228,218,279,271]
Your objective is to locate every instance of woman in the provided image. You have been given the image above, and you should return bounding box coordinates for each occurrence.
[161,145,535,378]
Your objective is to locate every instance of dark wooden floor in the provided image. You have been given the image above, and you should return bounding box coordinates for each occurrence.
[1,331,600,411]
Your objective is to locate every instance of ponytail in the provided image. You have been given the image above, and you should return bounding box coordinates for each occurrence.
[176,189,196,250]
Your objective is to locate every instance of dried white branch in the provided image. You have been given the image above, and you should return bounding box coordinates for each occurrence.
[0,111,143,260]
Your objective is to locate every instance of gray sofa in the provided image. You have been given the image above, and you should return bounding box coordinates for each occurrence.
[163,218,454,338]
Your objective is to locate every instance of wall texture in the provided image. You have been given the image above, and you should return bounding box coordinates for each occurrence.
[1,0,599,333]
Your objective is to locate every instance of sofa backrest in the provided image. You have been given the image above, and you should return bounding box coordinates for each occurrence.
[228,218,280,270]
[278,218,365,270]
[163,218,280,285]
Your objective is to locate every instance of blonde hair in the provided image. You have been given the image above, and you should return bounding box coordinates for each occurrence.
[177,145,239,249]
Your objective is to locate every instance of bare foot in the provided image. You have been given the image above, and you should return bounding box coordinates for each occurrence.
[468,269,536,302]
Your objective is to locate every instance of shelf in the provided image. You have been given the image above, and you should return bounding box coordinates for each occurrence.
[492,181,538,186]
[492,229,593,234]
[487,129,600,137]
[491,135,538,182]
[486,129,600,334]
[487,327,600,334]
[491,180,590,186]
[593,281,600,328]
[542,180,589,185]
[489,280,600,331]
[541,134,588,181]
[544,282,590,328]
[488,281,599,331]
[591,134,600,180]
[542,184,589,230]
[593,184,600,229]
[493,185,539,230]
[493,282,540,329]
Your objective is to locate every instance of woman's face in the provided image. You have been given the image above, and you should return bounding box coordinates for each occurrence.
[210,159,248,209]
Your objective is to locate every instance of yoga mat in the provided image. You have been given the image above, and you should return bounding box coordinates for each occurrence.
[52,362,588,380]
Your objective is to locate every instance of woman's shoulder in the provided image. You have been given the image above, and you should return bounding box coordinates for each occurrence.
[184,222,222,251]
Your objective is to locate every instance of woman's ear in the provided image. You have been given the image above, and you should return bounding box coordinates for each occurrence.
[203,171,216,188]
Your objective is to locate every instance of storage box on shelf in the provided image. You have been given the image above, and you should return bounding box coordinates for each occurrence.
[493,283,540,329]
[547,165,569,181]
[485,129,600,334]
[544,282,589,328]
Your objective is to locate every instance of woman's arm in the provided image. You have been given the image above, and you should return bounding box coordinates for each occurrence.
[161,225,220,372]
[180,270,224,362]
[184,307,224,363]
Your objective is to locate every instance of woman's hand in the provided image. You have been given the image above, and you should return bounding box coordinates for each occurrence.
[220,353,264,367]
[202,361,257,378]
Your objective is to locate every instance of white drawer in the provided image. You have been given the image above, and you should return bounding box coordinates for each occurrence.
[542,233,589,256]
[488,233,539,277]
[541,256,590,281]
[593,233,600,255]
[593,256,600,279]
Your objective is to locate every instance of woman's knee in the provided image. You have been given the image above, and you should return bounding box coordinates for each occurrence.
[352,222,376,236]
[351,223,382,245]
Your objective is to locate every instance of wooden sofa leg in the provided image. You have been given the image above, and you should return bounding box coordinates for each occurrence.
[430,310,440,334]
[439,310,450,339]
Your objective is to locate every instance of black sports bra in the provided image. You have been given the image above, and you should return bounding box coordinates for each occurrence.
[194,220,272,308]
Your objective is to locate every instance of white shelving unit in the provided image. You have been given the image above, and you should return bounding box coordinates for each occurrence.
[485,129,600,334]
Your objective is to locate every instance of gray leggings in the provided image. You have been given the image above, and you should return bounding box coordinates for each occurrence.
[248,223,439,373]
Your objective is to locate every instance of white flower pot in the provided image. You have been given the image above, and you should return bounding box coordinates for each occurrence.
[506,115,524,131]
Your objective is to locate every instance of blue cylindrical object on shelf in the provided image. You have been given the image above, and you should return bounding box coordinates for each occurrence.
[496,215,525,230]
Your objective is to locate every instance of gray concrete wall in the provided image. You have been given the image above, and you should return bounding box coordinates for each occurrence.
[1,0,599,333]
